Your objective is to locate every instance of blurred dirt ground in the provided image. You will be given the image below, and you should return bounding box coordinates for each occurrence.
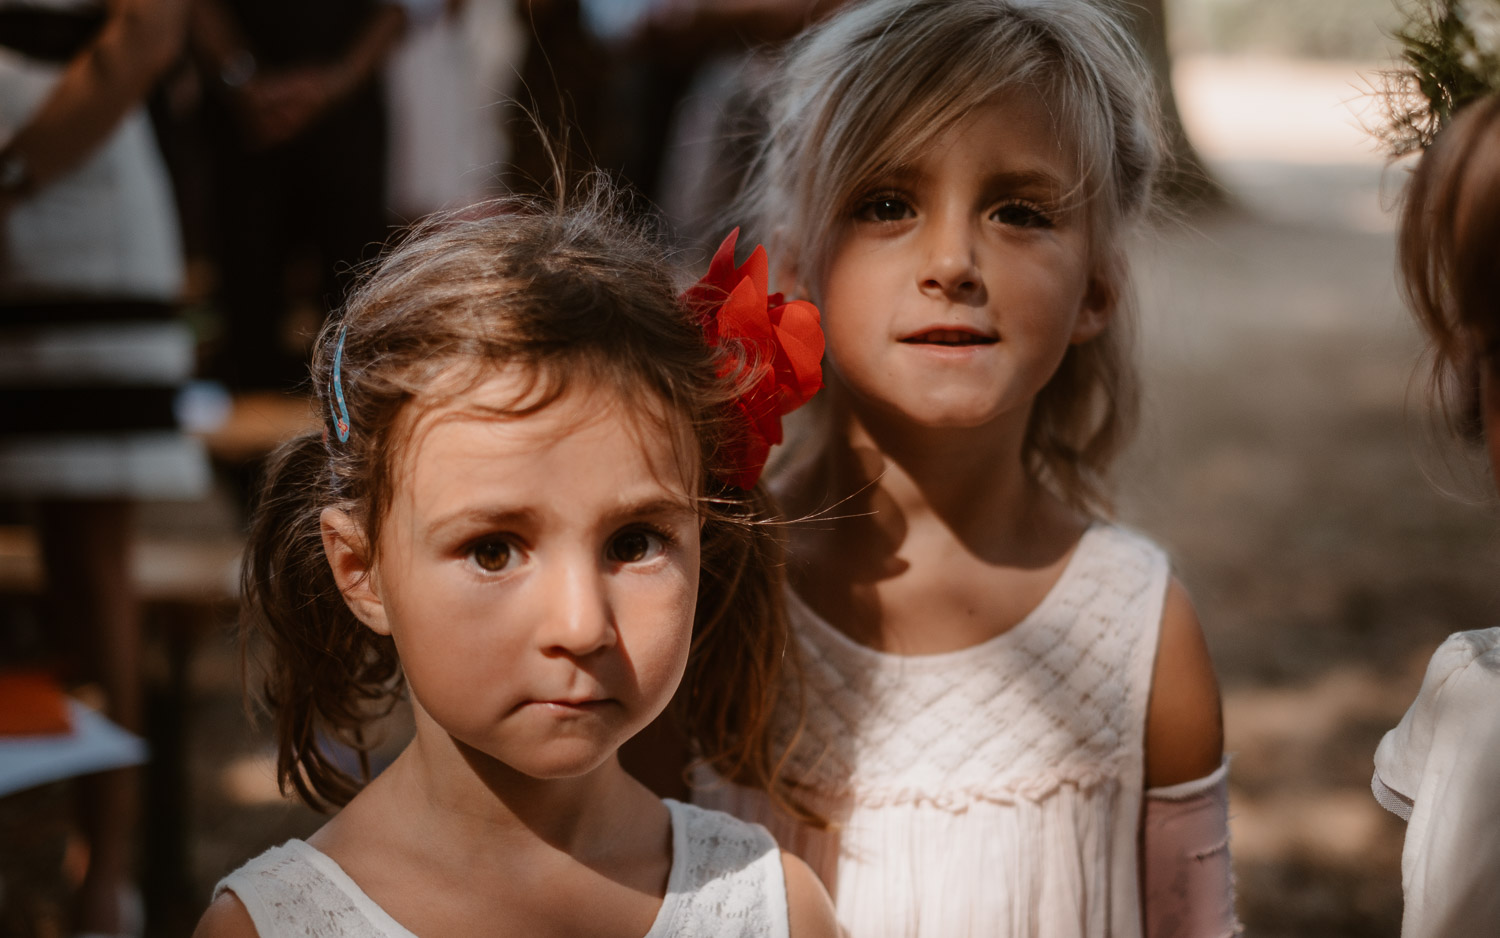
[5,57,1496,938]
[1113,56,1500,937]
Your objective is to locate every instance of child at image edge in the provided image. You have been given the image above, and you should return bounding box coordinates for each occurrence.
[192,189,839,937]
[1371,90,1500,937]
[690,2,1241,936]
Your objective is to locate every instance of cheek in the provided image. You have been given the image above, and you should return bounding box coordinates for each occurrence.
[821,245,886,321]
[383,567,523,691]
[623,554,700,690]
[1009,262,1095,339]
[818,286,884,374]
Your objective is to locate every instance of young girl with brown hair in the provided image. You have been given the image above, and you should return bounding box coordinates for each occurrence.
[1371,9,1500,928]
[690,1,1239,935]
[191,187,837,937]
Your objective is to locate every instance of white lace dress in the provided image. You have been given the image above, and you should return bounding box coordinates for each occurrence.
[695,523,1169,938]
[215,799,789,937]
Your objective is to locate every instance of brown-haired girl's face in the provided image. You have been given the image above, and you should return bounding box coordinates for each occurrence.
[819,88,1112,431]
[335,367,702,781]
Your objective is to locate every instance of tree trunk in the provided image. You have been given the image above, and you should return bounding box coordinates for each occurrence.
[1117,0,1230,208]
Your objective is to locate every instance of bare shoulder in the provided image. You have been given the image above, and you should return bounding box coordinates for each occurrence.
[192,890,259,938]
[781,850,842,938]
[1145,576,1225,788]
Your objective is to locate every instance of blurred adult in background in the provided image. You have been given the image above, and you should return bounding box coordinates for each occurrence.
[384,0,521,220]
[580,0,850,246]
[505,0,847,218]
[504,0,611,197]
[0,0,209,933]
[189,0,436,391]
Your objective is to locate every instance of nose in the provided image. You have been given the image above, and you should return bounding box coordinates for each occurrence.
[537,553,618,658]
[918,211,984,302]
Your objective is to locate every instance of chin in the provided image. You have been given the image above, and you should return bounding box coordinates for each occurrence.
[889,397,1010,430]
[507,740,621,781]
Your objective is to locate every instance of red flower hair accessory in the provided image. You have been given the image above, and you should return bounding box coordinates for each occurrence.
[682,229,824,490]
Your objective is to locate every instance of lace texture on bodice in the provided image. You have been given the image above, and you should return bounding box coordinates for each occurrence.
[774,523,1165,809]
[695,523,1171,938]
[657,799,790,937]
[216,840,412,938]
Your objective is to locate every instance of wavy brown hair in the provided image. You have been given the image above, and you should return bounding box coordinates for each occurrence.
[242,182,799,812]
[1400,94,1500,437]
[740,0,1165,511]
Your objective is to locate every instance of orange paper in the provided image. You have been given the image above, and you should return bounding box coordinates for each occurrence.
[0,670,73,735]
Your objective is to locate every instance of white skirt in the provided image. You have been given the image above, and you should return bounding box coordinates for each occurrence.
[0,47,184,300]
[0,47,207,500]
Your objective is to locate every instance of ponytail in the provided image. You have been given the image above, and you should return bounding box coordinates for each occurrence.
[680,481,818,825]
[241,431,402,812]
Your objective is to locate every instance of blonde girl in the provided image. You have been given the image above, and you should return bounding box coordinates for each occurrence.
[192,188,837,937]
[692,1,1239,935]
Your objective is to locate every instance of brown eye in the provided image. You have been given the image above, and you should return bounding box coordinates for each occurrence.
[471,539,514,572]
[607,529,663,564]
[854,194,913,223]
[992,201,1053,229]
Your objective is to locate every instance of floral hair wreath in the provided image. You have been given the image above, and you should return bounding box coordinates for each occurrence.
[1378,0,1500,155]
[681,229,825,490]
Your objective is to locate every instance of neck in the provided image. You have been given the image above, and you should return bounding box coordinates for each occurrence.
[804,381,1040,537]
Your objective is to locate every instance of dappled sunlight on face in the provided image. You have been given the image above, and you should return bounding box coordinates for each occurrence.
[373,368,702,782]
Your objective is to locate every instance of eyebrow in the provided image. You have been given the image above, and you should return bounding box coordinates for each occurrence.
[425,506,537,540]
[609,494,700,521]
[424,495,698,540]
[982,168,1067,193]
[865,165,1068,196]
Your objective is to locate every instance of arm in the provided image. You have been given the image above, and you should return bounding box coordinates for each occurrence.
[0,0,187,213]
[1144,578,1223,788]
[1142,578,1238,938]
[191,891,260,938]
[783,850,841,938]
[190,0,406,149]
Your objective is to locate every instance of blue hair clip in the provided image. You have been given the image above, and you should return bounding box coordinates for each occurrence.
[332,325,351,442]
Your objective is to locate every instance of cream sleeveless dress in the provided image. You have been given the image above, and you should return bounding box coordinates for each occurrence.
[216,799,789,937]
[695,522,1169,938]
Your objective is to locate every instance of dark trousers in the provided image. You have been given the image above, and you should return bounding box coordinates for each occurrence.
[206,85,388,391]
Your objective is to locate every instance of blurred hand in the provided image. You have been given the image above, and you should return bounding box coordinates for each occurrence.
[238,65,351,149]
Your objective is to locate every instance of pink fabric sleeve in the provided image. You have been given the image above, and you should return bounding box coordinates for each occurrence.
[1142,760,1242,938]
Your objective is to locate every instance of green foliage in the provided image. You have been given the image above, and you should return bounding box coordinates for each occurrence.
[1378,0,1500,154]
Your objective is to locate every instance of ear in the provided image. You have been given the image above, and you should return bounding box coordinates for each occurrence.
[320,507,390,636]
[1070,271,1118,345]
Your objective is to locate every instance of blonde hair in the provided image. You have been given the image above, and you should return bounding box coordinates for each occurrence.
[741,0,1165,509]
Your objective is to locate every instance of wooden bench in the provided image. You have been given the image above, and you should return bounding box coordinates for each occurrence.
[0,391,317,932]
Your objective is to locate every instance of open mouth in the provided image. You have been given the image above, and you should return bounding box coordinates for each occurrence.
[900,329,998,347]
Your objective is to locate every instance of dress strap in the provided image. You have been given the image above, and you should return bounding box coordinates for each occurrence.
[651,800,790,938]
[215,840,414,938]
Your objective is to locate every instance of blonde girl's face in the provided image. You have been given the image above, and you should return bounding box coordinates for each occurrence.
[347,369,701,781]
[818,88,1113,432]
